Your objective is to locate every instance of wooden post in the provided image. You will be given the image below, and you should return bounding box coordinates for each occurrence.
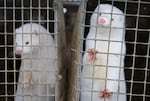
[53,0,67,101]
[67,1,86,101]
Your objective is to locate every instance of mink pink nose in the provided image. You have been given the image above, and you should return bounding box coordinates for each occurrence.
[100,18,106,24]
[16,50,23,55]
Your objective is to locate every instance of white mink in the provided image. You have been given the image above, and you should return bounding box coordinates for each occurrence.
[15,23,57,101]
[81,4,126,101]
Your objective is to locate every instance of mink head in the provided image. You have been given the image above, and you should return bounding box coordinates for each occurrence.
[15,23,41,55]
[90,4,124,29]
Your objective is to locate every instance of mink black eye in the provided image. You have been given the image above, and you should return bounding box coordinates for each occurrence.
[25,41,29,45]
[111,18,114,21]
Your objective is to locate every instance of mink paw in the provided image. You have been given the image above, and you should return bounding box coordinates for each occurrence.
[87,48,98,62]
[98,89,113,99]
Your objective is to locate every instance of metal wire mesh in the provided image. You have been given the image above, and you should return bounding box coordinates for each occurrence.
[0,0,66,101]
[68,0,150,101]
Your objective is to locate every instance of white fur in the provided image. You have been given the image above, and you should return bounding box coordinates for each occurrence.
[15,23,56,101]
[81,4,126,101]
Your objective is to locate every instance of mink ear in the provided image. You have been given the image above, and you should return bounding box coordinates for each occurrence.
[15,28,19,33]
[33,30,39,35]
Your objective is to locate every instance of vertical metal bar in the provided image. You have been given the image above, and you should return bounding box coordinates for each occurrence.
[47,0,50,99]
[129,1,140,101]
[54,1,58,100]
[30,0,33,23]
[46,0,49,32]
[21,0,24,24]
[38,0,41,25]
[143,20,150,101]
[4,0,7,100]
[124,0,128,100]
[13,0,16,98]
[91,1,97,101]
[30,0,33,100]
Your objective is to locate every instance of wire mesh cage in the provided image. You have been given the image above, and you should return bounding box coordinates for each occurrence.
[68,0,150,101]
[0,0,66,101]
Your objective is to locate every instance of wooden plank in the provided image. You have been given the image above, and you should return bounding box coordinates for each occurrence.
[67,1,85,101]
[54,0,67,101]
